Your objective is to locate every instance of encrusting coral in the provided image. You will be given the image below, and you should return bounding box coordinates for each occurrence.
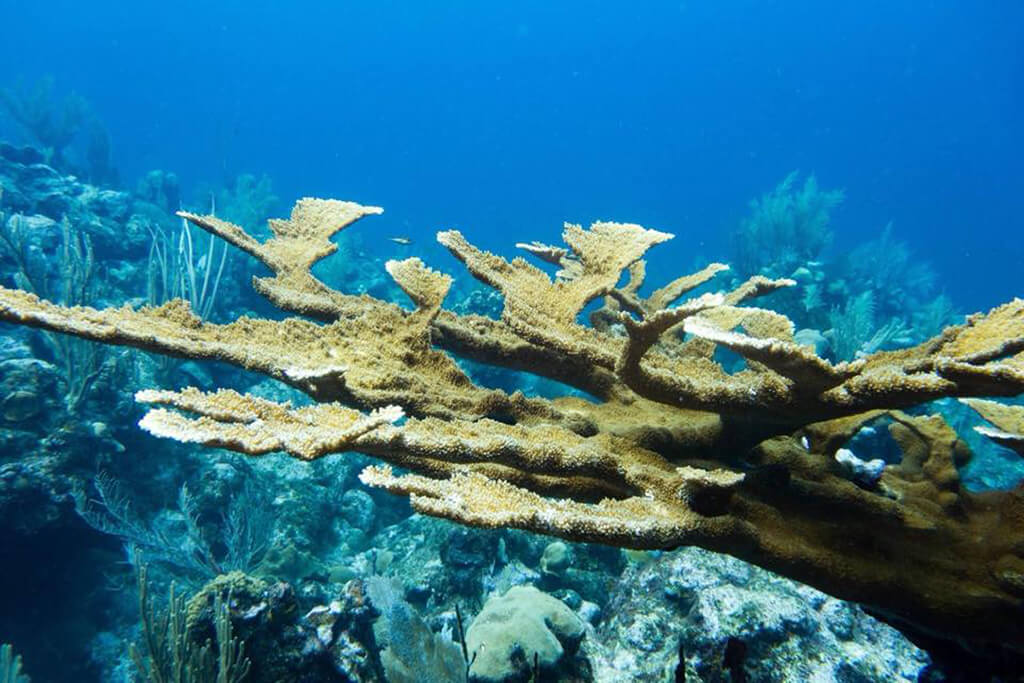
[2,198,1024,654]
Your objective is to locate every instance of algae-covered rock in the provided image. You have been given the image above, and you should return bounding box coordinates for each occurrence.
[183,572,381,682]
[586,547,928,682]
[0,358,63,428]
[539,541,573,577]
[466,585,587,682]
[442,527,502,589]
[184,571,276,634]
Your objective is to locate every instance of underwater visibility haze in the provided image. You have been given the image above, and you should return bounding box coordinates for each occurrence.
[0,1,1022,681]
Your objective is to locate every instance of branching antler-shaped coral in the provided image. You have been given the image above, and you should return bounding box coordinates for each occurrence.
[2,197,1024,654]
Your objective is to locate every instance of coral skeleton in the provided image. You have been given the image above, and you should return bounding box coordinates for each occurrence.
[1,198,1024,652]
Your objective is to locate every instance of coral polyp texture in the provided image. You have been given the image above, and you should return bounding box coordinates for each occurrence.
[2,198,1024,653]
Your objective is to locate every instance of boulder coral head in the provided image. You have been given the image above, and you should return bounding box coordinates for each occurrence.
[466,585,586,682]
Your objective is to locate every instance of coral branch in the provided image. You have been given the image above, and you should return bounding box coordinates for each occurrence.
[180,198,382,320]
[136,387,403,460]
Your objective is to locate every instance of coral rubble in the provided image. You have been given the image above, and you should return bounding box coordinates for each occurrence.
[1,197,1023,654]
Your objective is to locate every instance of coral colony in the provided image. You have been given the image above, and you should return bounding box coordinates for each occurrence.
[2,196,1023,661]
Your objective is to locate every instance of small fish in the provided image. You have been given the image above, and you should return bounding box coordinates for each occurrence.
[388,236,412,245]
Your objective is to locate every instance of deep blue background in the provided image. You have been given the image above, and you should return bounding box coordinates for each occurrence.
[1,0,1021,310]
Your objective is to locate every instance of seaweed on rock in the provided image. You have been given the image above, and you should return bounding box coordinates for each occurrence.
[1,197,1023,656]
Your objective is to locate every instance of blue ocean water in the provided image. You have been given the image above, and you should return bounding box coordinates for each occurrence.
[1,0,1021,308]
[1,2,1023,681]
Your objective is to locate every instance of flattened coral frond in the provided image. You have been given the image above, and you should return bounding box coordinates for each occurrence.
[430,308,629,402]
[621,299,1024,421]
[516,240,571,268]
[615,293,726,378]
[439,229,621,366]
[515,238,584,282]
[0,286,548,423]
[183,198,380,273]
[385,257,452,318]
[433,222,1024,425]
[689,305,796,342]
[358,465,745,549]
[180,198,383,320]
[137,387,403,460]
[439,221,670,345]
[722,275,797,306]
[647,263,731,311]
[354,416,683,502]
[935,298,1024,363]
[683,318,851,388]
[605,262,731,318]
[962,398,1024,456]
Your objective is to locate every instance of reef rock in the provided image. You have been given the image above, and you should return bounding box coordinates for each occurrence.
[586,547,929,682]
